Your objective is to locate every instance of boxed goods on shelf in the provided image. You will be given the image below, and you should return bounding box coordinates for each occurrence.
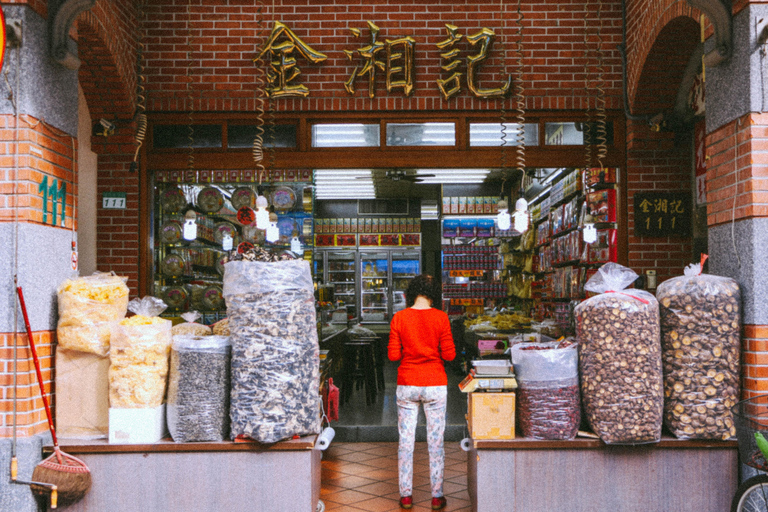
[468,392,516,440]
[656,261,741,440]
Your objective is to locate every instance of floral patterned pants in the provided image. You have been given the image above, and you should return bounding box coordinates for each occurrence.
[396,385,447,498]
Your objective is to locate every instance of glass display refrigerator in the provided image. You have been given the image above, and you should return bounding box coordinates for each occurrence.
[315,248,421,325]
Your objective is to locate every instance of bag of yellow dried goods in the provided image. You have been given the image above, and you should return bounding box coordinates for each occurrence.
[171,311,212,337]
[109,297,173,408]
[57,272,130,356]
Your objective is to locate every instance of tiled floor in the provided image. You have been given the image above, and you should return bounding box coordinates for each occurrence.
[320,441,472,512]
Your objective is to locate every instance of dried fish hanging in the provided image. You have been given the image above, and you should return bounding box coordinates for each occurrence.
[223,257,320,443]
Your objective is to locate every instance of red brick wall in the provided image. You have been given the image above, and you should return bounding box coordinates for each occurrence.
[626,119,693,286]
[0,331,55,438]
[140,0,624,113]
[706,114,768,226]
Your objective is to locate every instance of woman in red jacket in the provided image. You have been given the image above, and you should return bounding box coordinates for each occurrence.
[388,274,456,510]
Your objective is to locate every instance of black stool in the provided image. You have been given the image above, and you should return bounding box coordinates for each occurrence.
[340,339,377,406]
[355,335,386,393]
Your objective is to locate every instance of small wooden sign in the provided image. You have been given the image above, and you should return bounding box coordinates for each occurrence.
[633,191,691,237]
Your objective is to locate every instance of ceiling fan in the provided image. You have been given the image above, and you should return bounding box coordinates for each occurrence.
[357,169,436,183]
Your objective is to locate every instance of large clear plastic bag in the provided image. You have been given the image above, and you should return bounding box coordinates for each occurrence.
[167,335,231,442]
[574,262,663,444]
[56,272,129,356]
[223,259,320,444]
[511,341,580,440]
[656,262,741,440]
[109,297,172,408]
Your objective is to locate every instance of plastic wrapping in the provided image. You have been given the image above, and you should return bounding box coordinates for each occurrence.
[511,341,580,440]
[172,311,212,337]
[657,262,741,440]
[56,272,130,356]
[109,297,172,408]
[223,259,320,444]
[167,335,232,442]
[574,263,663,444]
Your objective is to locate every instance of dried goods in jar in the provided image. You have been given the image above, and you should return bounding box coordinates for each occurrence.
[223,258,320,444]
[575,263,663,444]
[167,335,231,442]
[656,264,740,440]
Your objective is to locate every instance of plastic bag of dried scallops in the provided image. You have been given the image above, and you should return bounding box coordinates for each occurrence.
[223,259,320,444]
[109,297,172,408]
[56,272,129,356]
[656,257,741,440]
[575,262,663,445]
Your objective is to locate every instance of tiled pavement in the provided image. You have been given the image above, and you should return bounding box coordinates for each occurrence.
[320,442,472,512]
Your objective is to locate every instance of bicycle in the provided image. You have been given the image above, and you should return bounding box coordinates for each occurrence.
[732,395,768,511]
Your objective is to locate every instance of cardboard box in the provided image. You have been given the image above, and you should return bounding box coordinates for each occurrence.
[109,404,167,444]
[467,392,516,440]
[55,348,110,440]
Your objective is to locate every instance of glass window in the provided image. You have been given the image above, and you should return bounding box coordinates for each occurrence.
[312,124,380,147]
[153,124,223,149]
[229,124,297,148]
[386,122,455,146]
[544,121,614,146]
[469,123,539,147]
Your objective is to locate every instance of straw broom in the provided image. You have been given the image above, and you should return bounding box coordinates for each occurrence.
[16,285,92,507]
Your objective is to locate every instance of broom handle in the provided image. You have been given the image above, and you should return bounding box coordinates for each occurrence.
[16,286,58,448]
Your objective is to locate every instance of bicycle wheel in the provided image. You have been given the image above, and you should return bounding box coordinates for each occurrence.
[732,474,768,512]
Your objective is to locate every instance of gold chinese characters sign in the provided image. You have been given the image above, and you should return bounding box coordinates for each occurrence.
[256,21,513,100]
[633,192,691,237]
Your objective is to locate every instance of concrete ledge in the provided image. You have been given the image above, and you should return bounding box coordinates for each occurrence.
[468,436,738,512]
[56,436,320,512]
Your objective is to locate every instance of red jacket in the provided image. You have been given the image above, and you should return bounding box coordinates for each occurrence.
[388,308,456,386]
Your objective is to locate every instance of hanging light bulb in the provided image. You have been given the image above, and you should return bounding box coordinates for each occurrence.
[513,196,529,233]
[183,210,198,240]
[583,223,597,244]
[255,194,270,229]
[266,212,280,243]
[290,230,304,255]
[496,199,511,231]
[222,232,233,251]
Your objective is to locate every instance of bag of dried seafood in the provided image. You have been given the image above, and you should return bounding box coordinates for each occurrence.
[57,272,129,356]
[657,258,741,440]
[223,258,320,444]
[172,311,212,337]
[167,335,231,442]
[109,297,172,408]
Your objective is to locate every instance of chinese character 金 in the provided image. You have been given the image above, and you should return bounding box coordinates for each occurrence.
[638,199,652,214]
[256,22,328,98]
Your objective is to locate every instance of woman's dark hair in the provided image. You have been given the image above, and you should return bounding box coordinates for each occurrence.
[405,274,441,309]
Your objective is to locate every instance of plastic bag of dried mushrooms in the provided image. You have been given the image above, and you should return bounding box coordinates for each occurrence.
[575,262,663,444]
[223,258,320,444]
[656,258,741,440]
